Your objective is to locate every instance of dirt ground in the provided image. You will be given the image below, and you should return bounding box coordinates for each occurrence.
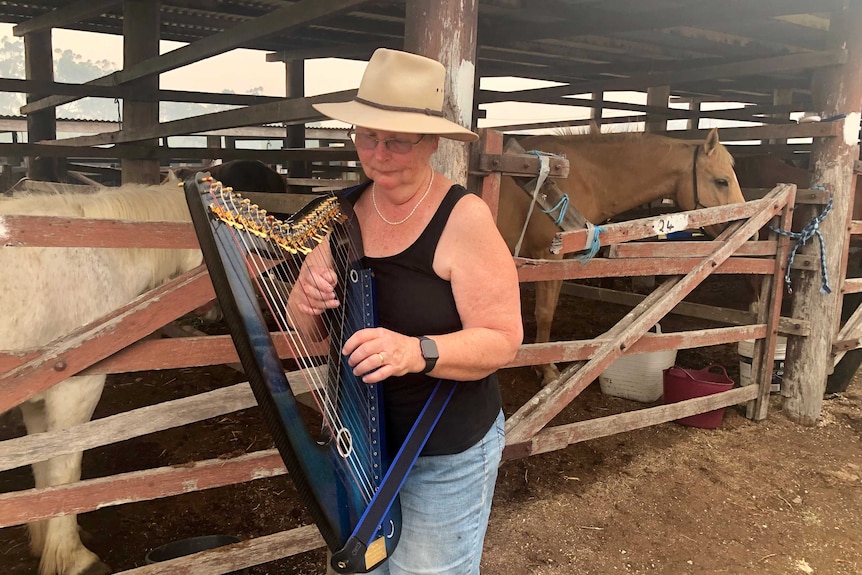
[2,279,861,575]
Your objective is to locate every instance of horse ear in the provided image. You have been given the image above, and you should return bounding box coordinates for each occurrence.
[702,127,720,156]
[162,170,180,185]
[589,120,601,135]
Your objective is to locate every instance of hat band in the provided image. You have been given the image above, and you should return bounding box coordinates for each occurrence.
[354,96,445,118]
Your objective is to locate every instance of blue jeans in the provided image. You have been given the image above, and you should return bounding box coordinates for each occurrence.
[369,409,505,575]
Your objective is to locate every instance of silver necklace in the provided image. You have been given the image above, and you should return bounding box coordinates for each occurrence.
[372,170,434,225]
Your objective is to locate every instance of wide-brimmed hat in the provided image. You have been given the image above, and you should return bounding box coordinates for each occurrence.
[313,48,479,142]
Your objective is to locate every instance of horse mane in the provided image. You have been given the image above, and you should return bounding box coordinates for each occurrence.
[0,181,190,223]
[548,127,735,164]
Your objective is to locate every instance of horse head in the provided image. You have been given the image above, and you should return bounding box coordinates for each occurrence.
[673,128,746,236]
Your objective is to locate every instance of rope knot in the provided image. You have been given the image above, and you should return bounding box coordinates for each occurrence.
[768,186,833,295]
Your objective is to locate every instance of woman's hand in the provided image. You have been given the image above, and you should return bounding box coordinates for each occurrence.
[292,265,339,315]
[342,327,424,384]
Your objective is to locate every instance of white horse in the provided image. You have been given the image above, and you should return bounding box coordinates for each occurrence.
[0,179,201,575]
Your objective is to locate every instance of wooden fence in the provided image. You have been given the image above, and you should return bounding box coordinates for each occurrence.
[0,129,810,574]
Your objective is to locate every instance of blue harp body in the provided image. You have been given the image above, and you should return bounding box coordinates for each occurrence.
[184,175,401,573]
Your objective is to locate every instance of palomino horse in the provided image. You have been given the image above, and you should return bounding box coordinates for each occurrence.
[496,128,745,384]
[0,179,201,575]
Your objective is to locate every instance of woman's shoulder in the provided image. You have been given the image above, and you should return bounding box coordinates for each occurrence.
[445,185,497,230]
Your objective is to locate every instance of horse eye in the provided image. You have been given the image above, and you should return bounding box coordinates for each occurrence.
[715,178,729,187]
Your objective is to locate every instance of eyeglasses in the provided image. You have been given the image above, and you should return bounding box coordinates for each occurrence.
[348,129,425,154]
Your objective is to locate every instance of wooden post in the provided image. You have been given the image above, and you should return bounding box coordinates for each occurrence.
[404,0,479,185]
[286,59,309,191]
[635,85,671,291]
[121,0,161,185]
[686,98,702,130]
[783,1,862,425]
[590,91,603,133]
[204,136,221,167]
[24,30,64,181]
[645,85,670,133]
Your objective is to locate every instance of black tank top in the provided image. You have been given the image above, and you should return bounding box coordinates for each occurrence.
[342,182,502,456]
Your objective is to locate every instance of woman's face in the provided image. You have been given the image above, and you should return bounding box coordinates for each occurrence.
[353,127,439,190]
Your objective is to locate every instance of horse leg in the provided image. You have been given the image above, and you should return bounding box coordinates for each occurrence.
[534,278,563,385]
[30,375,111,575]
[19,399,49,557]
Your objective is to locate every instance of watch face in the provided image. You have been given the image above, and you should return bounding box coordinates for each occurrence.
[420,337,439,360]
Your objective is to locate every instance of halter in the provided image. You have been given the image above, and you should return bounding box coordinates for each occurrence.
[691,145,707,210]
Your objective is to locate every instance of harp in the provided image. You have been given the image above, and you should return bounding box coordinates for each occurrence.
[184,175,455,574]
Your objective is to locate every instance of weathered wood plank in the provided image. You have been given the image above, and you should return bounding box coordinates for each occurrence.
[0,142,358,163]
[552,186,791,254]
[503,386,759,460]
[503,138,588,232]
[37,91,354,147]
[480,50,847,105]
[0,449,286,527]
[508,325,766,368]
[560,282,809,336]
[0,216,198,248]
[607,241,817,271]
[516,256,775,282]
[116,527,324,575]
[0,266,214,412]
[0,363,326,473]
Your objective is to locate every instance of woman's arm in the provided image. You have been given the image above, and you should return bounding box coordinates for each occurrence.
[286,239,340,342]
[426,192,523,379]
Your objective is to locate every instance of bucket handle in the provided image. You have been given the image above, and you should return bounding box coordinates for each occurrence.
[669,364,730,381]
[704,364,730,378]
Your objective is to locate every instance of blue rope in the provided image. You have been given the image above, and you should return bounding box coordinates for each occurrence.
[541,194,569,227]
[574,224,606,263]
[768,187,833,295]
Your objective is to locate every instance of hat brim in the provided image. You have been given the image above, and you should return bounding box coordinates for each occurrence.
[313,100,479,142]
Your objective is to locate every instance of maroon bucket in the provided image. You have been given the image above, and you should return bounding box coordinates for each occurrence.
[662,365,734,429]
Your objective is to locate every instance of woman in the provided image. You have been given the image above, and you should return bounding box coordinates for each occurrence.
[290,48,522,575]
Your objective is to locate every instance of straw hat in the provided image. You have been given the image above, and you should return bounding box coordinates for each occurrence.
[313,48,479,142]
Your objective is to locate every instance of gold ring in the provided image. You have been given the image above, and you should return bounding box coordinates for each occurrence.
[377,353,385,365]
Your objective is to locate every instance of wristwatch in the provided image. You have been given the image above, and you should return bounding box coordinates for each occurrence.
[418,336,439,374]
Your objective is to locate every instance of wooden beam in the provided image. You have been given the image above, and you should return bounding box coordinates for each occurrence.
[551,186,792,255]
[0,142,358,163]
[657,121,841,143]
[20,0,373,115]
[0,77,284,106]
[479,0,827,45]
[35,90,355,147]
[478,50,847,105]
[12,0,121,37]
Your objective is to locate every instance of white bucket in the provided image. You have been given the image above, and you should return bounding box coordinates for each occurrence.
[738,337,787,393]
[599,324,677,402]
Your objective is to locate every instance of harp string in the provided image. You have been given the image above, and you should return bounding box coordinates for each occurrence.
[205,180,379,503]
